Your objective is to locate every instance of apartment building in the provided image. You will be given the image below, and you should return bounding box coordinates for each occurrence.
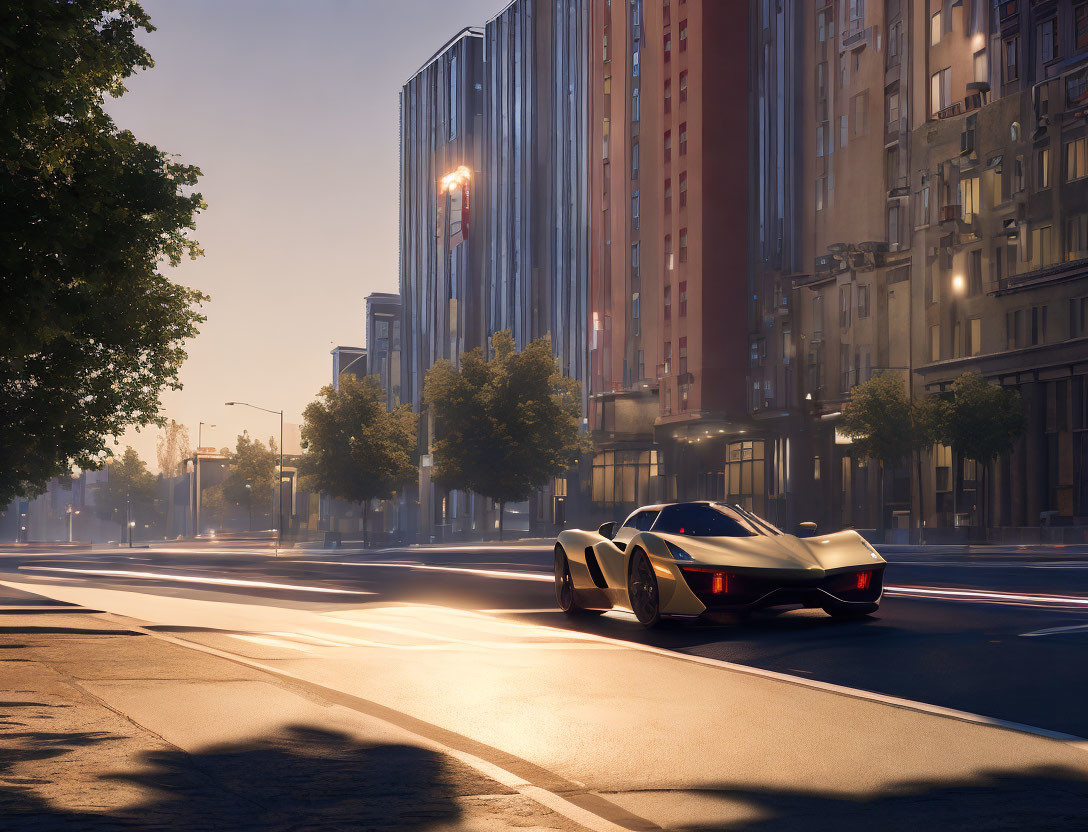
[365,292,402,409]
[588,0,751,521]
[910,0,1088,535]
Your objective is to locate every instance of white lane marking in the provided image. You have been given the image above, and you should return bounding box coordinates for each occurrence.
[304,561,554,582]
[479,608,563,614]
[1020,623,1088,638]
[885,585,1088,607]
[16,567,373,595]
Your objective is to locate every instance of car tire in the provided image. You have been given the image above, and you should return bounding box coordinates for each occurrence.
[627,548,662,628]
[554,545,603,616]
[822,603,878,620]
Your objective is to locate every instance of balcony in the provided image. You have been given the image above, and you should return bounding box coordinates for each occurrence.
[936,102,964,120]
[841,25,874,54]
[939,204,962,224]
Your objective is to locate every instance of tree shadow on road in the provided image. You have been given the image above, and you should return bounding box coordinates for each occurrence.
[1,724,487,831]
[655,764,1088,831]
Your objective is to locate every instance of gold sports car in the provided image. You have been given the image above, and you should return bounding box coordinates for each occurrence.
[554,501,887,628]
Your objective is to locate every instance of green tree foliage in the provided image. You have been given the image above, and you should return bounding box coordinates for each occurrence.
[299,376,418,540]
[93,446,159,535]
[938,373,1026,465]
[0,1,208,506]
[841,371,941,539]
[840,372,917,465]
[223,433,277,529]
[424,331,585,537]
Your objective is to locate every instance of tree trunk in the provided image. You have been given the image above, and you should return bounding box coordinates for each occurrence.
[915,448,926,545]
[498,501,504,542]
[877,461,886,544]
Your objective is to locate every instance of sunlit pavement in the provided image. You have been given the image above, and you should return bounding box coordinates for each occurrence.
[2,543,1088,830]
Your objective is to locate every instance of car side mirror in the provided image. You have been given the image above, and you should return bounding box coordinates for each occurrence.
[597,521,616,539]
[797,521,818,538]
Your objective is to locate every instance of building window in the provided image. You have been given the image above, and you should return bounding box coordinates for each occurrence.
[631,140,639,177]
[1077,4,1088,52]
[931,9,942,46]
[665,233,673,270]
[1031,224,1056,268]
[1071,296,1088,338]
[602,30,609,62]
[857,284,871,318]
[960,174,980,223]
[1068,214,1088,261]
[816,177,825,212]
[930,325,940,362]
[888,203,900,246]
[663,340,672,374]
[664,78,671,114]
[919,184,931,225]
[447,54,458,140]
[679,122,688,155]
[664,31,671,62]
[969,319,982,356]
[1038,18,1059,65]
[839,114,848,148]
[663,0,670,26]
[851,92,868,137]
[1003,36,1019,83]
[1006,309,1022,349]
[1014,154,1025,192]
[839,285,852,329]
[664,284,672,320]
[602,117,610,159]
[813,294,824,339]
[679,229,688,264]
[974,50,988,83]
[632,292,640,335]
[840,342,853,391]
[968,248,983,296]
[678,336,688,373]
[631,87,640,122]
[679,280,688,316]
[679,70,688,102]
[664,130,672,163]
[664,178,672,213]
[631,191,640,229]
[1066,138,1088,182]
[931,67,950,115]
[817,124,826,157]
[679,171,688,208]
[631,241,640,280]
[1030,305,1048,345]
[886,91,900,130]
[679,20,687,51]
[1038,147,1051,189]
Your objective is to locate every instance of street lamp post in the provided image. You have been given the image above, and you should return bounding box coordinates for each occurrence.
[225,402,284,553]
[66,505,80,543]
[194,422,216,537]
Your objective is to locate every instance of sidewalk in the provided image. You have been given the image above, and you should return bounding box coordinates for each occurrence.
[0,584,584,832]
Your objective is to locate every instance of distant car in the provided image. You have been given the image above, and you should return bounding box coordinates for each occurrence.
[554,501,886,628]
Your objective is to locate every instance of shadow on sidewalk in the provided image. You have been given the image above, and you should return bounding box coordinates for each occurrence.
[1,724,483,831]
[662,765,1088,831]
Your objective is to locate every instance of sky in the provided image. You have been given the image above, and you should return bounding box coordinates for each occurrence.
[108,0,499,469]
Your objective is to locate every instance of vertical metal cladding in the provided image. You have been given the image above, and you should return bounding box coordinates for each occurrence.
[481,0,589,401]
[399,29,485,411]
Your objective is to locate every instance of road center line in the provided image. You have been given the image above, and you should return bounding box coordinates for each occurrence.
[16,566,373,595]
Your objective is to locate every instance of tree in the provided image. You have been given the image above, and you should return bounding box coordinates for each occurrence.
[840,371,940,541]
[299,376,418,545]
[156,420,192,477]
[938,373,1026,537]
[94,446,159,542]
[222,433,276,531]
[424,331,585,539]
[0,1,207,507]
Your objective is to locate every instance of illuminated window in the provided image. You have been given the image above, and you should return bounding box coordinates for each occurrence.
[679,171,688,208]
[930,10,941,46]
[679,70,688,102]
[679,19,687,51]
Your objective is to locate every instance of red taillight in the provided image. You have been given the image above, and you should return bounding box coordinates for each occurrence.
[856,571,871,590]
[711,572,727,594]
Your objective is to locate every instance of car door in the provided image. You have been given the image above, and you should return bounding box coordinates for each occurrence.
[595,510,643,590]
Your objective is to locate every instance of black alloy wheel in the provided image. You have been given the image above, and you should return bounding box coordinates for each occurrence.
[554,545,576,613]
[628,548,661,628]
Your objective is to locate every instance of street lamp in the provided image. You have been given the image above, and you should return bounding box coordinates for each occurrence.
[66,505,80,543]
[225,401,284,553]
[194,422,216,538]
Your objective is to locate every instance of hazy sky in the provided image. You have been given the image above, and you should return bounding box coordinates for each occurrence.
[109,0,499,468]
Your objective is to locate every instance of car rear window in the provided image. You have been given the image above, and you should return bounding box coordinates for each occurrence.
[651,504,759,537]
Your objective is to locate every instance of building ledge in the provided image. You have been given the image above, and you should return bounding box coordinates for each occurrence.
[992,258,1088,296]
[918,336,1088,376]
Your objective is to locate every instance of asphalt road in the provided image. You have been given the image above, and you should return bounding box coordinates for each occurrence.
[2,540,1087,830]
